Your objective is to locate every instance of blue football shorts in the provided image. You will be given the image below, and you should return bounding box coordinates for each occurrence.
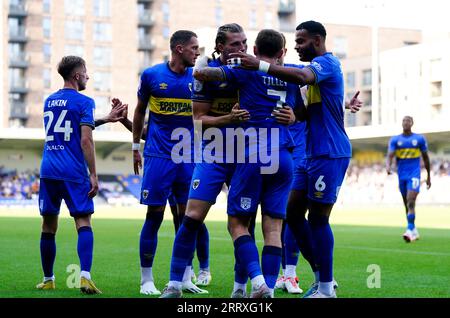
[306,157,350,204]
[188,162,235,204]
[398,175,421,197]
[39,178,94,217]
[140,156,194,206]
[227,148,293,219]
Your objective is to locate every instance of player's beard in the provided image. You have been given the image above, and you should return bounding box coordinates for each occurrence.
[299,43,316,62]
[78,81,86,91]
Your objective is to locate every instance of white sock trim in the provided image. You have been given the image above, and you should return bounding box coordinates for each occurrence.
[80,271,91,280]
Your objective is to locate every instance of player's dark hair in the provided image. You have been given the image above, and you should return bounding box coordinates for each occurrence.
[170,30,197,52]
[57,56,86,80]
[255,29,283,58]
[296,20,327,39]
[213,23,244,59]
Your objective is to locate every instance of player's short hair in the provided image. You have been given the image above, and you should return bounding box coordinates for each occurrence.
[169,30,197,52]
[214,23,244,53]
[280,32,287,49]
[255,29,283,58]
[57,56,86,80]
[296,20,327,39]
[404,115,414,122]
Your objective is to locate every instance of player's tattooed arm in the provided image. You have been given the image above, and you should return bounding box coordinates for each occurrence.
[228,52,315,85]
[193,67,225,82]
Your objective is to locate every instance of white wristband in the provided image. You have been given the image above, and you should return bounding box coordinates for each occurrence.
[259,60,270,73]
[132,143,141,151]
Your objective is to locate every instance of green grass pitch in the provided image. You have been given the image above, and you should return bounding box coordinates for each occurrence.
[1,215,450,298]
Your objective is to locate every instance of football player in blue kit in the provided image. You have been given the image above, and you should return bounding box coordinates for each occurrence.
[132,30,208,295]
[229,21,352,298]
[37,56,101,294]
[159,24,251,298]
[185,29,299,298]
[386,116,431,242]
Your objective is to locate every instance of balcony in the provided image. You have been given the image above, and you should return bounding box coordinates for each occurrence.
[9,101,29,120]
[138,38,155,51]
[138,11,155,27]
[278,0,295,14]
[8,3,27,17]
[9,52,29,68]
[9,26,28,43]
[9,79,29,94]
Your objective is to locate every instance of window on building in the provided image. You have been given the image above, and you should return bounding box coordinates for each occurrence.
[93,47,111,67]
[43,68,51,89]
[93,23,112,41]
[333,36,347,59]
[362,69,372,86]
[93,0,110,17]
[65,0,84,16]
[162,2,170,23]
[346,72,355,88]
[8,17,25,37]
[430,81,442,98]
[139,51,152,69]
[9,68,26,87]
[43,0,51,13]
[43,43,51,63]
[430,58,442,78]
[249,10,257,29]
[65,20,84,40]
[42,18,51,38]
[215,6,223,27]
[9,43,25,61]
[162,26,170,39]
[64,44,84,57]
[93,72,111,92]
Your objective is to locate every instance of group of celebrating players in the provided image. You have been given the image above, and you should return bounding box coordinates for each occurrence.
[36,18,430,299]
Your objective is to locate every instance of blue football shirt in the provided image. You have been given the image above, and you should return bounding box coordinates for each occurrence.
[40,88,95,183]
[305,53,351,158]
[388,133,427,179]
[138,62,194,159]
[221,65,299,153]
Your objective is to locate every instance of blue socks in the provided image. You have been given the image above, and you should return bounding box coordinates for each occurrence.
[309,213,334,283]
[170,216,202,282]
[40,232,56,278]
[234,235,262,280]
[140,212,164,267]
[234,247,248,284]
[262,246,282,289]
[234,216,256,282]
[407,213,415,230]
[77,226,93,273]
[196,223,209,269]
[284,225,300,267]
[288,216,317,272]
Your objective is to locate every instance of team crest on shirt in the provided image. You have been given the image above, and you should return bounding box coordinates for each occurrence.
[193,79,203,92]
[159,83,168,90]
[188,82,193,92]
[142,190,149,199]
[412,139,418,146]
[192,179,200,190]
[240,197,252,210]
